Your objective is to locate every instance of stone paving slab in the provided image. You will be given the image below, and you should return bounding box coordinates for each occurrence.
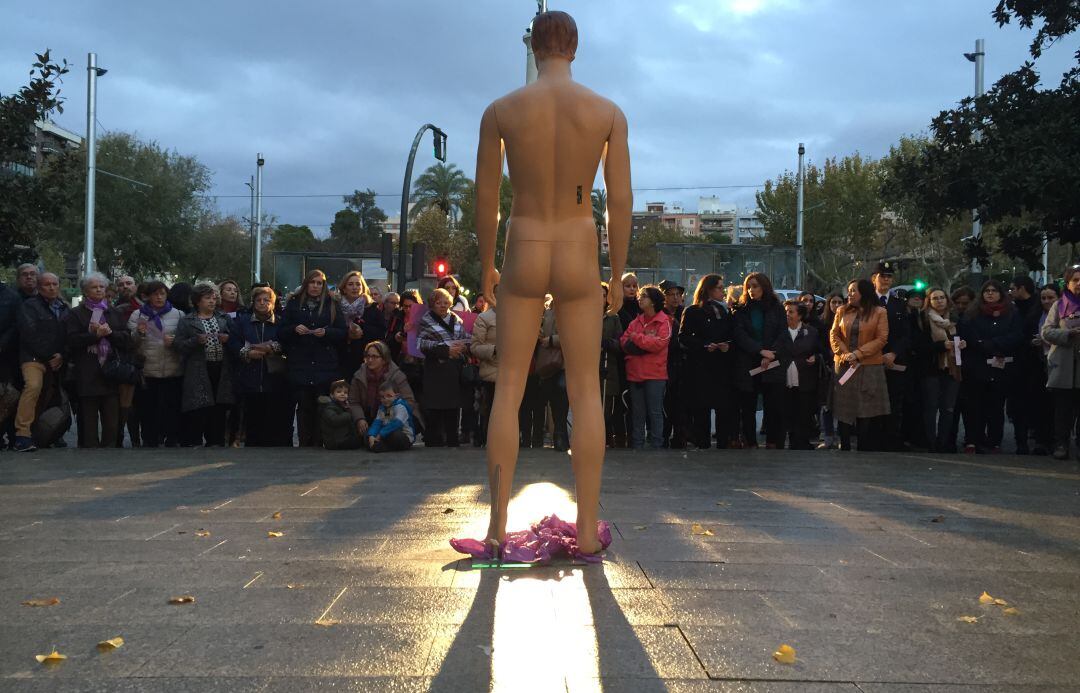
[0,446,1077,690]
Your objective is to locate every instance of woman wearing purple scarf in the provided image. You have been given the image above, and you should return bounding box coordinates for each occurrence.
[1040,266,1080,460]
[128,280,184,446]
[64,272,133,447]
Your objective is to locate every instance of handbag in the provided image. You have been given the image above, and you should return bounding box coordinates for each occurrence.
[102,352,142,385]
[265,352,287,375]
[460,361,480,387]
[534,343,565,378]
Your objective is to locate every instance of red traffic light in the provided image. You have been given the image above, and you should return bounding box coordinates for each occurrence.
[434,259,449,278]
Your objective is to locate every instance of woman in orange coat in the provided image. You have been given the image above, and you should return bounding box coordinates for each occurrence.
[830,278,891,451]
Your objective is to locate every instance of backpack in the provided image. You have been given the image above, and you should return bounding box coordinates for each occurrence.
[31,373,72,448]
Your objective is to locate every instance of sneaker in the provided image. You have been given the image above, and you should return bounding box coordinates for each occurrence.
[963,444,976,454]
[13,436,36,453]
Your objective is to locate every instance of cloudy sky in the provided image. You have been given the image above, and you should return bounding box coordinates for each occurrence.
[3,1,1076,234]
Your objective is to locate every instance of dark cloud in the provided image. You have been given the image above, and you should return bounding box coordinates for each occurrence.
[3,1,1076,228]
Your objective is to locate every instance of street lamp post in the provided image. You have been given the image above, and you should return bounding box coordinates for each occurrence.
[397,125,447,293]
[964,39,985,275]
[254,154,264,282]
[246,176,255,285]
[796,142,805,289]
[523,0,548,85]
[83,52,107,277]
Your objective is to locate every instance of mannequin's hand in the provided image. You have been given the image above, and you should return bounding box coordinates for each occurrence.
[606,279,624,316]
[482,267,501,308]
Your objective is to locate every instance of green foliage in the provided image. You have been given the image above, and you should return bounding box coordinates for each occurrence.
[39,132,211,277]
[410,162,470,223]
[628,221,705,268]
[453,175,512,290]
[173,215,252,284]
[267,224,317,252]
[0,49,69,267]
[328,189,386,252]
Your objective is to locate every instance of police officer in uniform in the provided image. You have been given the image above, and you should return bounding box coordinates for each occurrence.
[872,261,912,451]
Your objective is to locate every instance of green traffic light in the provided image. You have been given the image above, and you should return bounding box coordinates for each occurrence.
[913,279,927,291]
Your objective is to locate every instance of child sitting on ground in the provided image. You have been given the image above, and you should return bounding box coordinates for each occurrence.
[367,383,416,453]
[319,380,362,450]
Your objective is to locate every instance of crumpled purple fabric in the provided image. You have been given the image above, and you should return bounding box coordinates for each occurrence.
[450,514,612,564]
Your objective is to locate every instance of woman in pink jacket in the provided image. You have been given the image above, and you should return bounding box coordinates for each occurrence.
[620,285,671,449]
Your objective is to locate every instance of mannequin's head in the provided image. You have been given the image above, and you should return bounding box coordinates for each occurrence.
[532,11,577,62]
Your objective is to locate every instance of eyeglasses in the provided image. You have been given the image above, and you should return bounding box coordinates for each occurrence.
[364,353,383,360]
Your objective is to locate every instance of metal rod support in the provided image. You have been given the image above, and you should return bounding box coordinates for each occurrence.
[83,52,99,277]
[796,142,805,289]
[255,154,264,282]
[397,124,445,293]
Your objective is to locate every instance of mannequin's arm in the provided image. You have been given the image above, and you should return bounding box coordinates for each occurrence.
[603,106,632,314]
[476,103,503,304]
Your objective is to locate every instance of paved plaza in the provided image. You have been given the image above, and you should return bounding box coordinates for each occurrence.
[0,445,1077,692]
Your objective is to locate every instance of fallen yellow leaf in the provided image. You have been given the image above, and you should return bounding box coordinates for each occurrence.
[315,619,339,627]
[993,598,1008,606]
[691,524,715,536]
[271,512,282,520]
[634,525,648,531]
[978,591,995,604]
[957,615,979,623]
[772,644,796,664]
[286,583,304,589]
[22,597,60,607]
[35,650,66,664]
[97,637,124,650]
[200,509,212,514]
[168,595,195,605]
[1003,607,1021,616]
[715,501,730,507]
[195,530,210,538]
[267,531,284,538]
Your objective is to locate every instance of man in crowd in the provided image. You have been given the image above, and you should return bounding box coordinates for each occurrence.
[12,273,68,452]
[659,279,689,448]
[1008,275,1039,454]
[15,264,38,301]
[114,275,141,320]
[872,261,911,451]
[0,278,21,448]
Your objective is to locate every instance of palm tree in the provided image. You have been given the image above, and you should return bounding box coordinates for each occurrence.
[410,163,472,226]
[591,188,607,232]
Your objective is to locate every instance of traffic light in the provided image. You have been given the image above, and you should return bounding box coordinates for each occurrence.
[913,278,927,291]
[433,258,450,278]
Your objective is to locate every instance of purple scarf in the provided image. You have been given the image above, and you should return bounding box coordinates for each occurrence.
[139,300,173,332]
[84,298,111,365]
[1059,290,1080,319]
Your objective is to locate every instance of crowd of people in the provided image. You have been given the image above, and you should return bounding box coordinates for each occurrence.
[1,259,1078,462]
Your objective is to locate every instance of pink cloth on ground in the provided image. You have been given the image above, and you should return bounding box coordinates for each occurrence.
[450,514,612,564]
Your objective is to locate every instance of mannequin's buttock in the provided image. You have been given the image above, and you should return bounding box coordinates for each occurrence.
[500,216,601,303]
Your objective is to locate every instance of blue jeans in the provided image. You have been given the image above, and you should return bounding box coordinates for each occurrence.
[630,380,667,449]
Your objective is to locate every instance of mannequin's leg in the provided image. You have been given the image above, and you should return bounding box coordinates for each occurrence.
[485,292,546,542]
[553,294,604,553]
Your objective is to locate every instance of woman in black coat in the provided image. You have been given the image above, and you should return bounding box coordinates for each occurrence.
[732,272,786,448]
[956,279,1024,454]
[337,270,387,379]
[278,270,347,447]
[228,285,293,447]
[679,274,736,448]
[417,287,470,447]
[775,300,820,450]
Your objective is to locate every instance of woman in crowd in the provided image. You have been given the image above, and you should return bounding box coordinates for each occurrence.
[65,272,133,447]
[167,282,193,315]
[438,275,470,312]
[338,270,386,378]
[279,270,347,447]
[777,300,819,449]
[732,272,785,448]
[830,278,890,451]
[816,292,845,448]
[913,287,965,453]
[679,274,735,449]
[218,279,244,318]
[128,280,184,447]
[418,287,469,446]
[620,285,671,450]
[1040,268,1080,460]
[471,288,498,447]
[472,293,489,314]
[601,282,628,448]
[230,285,293,446]
[957,279,1023,454]
[348,340,421,446]
[395,289,425,398]
[174,283,235,447]
[617,272,641,330]
[950,286,975,319]
[1030,284,1061,455]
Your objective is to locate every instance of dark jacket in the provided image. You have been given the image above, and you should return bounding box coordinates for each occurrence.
[64,303,133,398]
[775,323,820,392]
[229,312,289,395]
[732,299,786,391]
[340,301,388,378]
[318,396,361,450]
[278,296,347,389]
[879,293,912,365]
[679,301,735,407]
[0,282,20,381]
[618,299,642,331]
[957,308,1024,384]
[912,312,959,377]
[348,361,422,429]
[18,295,69,365]
[174,313,236,412]
[418,309,469,409]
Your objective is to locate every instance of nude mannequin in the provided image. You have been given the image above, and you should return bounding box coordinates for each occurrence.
[475,11,631,555]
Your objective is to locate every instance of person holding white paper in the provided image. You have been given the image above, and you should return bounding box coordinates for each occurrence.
[957,279,1024,454]
[913,288,965,453]
[830,279,890,451]
[732,272,786,448]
